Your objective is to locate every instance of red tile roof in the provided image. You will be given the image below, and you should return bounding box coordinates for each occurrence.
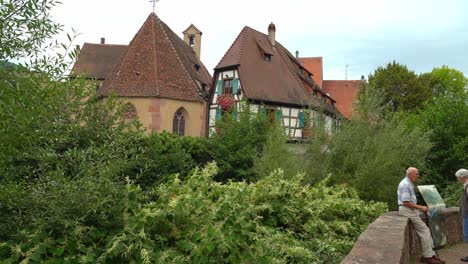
[300,57,323,88]
[322,80,361,118]
[99,13,212,102]
[215,26,341,116]
[71,43,127,79]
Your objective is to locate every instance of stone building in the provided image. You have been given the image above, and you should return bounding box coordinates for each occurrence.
[71,13,212,137]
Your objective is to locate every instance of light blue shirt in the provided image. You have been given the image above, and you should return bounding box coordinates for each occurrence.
[397,176,417,206]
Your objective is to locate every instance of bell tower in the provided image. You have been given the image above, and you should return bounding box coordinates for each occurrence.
[183,24,202,59]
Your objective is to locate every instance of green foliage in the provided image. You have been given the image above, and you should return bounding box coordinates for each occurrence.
[401,89,468,181]
[209,104,272,182]
[440,181,463,207]
[420,65,468,99]
[0,0,62,60]
[253,122,306,180]
[303,118,331,184]
[127,132,213,187]
[365,61,432,114]
[322,120,432,209]
[0,69,143,182]
[0,176,128,263]
[0,164,386,263]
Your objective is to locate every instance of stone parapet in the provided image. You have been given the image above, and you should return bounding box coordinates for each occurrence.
[341,207,462,264]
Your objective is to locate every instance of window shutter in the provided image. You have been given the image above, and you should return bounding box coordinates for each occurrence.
[231,108,237,120]
[260,106,267,118]
[298,112,305,128]
[216,108,222,120]
[275,109,283,124]
[232,78,239,94]
[217,80,222,95]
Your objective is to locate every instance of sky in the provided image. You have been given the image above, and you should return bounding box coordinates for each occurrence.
[51,0,468,80]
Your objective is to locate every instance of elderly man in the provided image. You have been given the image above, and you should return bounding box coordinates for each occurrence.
[455,168,468,262]
[398,167,445,264]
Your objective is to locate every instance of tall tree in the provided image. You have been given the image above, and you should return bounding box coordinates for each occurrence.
[365,61,432,114]
[420,65,467,99]
[402,66,468,181]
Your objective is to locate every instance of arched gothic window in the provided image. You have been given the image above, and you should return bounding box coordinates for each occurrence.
[124,103,137,121]
[173,109,186,136]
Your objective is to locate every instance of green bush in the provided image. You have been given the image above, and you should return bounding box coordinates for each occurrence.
[0,164,386,263]
[0,163,385,263]
[441,182,463,207]
[126,132,213,188]
[317,120,432,210]
[209,104,272,182]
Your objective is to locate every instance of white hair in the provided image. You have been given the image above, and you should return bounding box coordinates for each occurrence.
[455,168,468,178]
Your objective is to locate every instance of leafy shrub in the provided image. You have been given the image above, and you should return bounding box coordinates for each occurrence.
[0,164,386,263]
[0,175,127,263]
[253,124,307,180]
[209,104,272,182]
[320,120,431,210]
[126,132,213,187]
[441,182,463,207]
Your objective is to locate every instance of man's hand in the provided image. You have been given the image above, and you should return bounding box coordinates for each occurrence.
[419,206,428,213]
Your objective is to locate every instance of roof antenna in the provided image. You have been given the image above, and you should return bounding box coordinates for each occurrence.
[149,0,159,13]
[345,64,349,80]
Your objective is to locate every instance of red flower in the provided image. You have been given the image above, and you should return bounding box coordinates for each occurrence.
[217,94,237,110]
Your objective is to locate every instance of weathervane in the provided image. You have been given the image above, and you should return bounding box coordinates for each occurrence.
[149,0,159,12]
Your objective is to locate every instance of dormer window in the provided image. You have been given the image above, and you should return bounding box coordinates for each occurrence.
[264,53,272,61]
[194,64,200,71]
[299,67,303,74]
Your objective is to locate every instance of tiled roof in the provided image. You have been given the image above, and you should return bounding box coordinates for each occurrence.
[215,26,341,116]
[300,57,323,88]
[70,43,127,79]
[99,13,212,102]
[322,80,361,119]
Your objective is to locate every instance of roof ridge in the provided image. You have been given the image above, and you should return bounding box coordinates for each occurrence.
[100,38,134,94]
[244,26,265,36]
[215,26,247,69]
[275,43,311,104]
[300,56,322,59]
[158,18,201,98]
[151,16,160,96]
[238,27,249,65]
[324,79,361,82]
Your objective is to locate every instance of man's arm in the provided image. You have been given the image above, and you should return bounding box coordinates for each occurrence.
[403,201,428,213]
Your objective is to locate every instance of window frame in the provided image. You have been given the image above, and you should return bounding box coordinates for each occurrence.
[222,78,233,95]
[172,110,186,136]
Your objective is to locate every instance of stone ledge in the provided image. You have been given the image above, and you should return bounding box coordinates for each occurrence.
[341,207,462,264]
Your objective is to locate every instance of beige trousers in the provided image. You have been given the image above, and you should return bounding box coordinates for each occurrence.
[399,206,435,258]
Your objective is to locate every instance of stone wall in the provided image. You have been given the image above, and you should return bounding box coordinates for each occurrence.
[341,207,462,264]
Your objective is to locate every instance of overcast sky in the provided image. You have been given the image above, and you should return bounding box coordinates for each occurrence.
[51,0,468,80]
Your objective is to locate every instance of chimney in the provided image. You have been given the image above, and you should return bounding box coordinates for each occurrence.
[100,37,105,44]
[361,75,366,82]
[295,50,299,58]
[268,22,276,46]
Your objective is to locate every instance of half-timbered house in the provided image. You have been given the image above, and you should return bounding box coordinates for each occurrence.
[209,23,343,140]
